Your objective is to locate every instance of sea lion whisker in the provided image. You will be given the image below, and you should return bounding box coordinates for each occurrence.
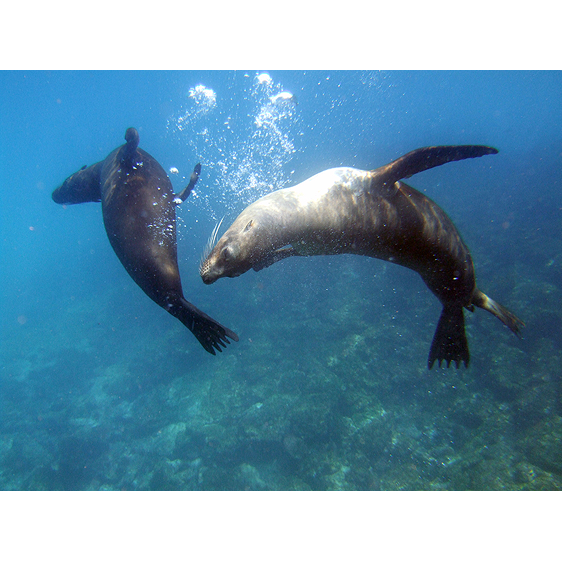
[200,216,224,274]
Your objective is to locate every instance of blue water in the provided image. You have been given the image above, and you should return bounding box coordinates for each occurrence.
[1,70,561,490]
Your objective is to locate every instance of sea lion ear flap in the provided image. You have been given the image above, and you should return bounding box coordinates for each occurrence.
[244,220,254,232]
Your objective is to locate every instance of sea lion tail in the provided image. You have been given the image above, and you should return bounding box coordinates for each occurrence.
[176,297,239,355]
[472,289,525,336]
[374,145,498,188]
[428,305,470,369]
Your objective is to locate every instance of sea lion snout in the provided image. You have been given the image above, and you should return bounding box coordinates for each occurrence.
[200,248,230,284]
[52,163,102,205]
[200,264,217,285]
[52,173,80,204]
[201,243,248,284]
[51,183,65,204]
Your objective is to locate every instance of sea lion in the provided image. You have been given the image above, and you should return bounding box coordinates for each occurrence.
[200,145,524,368]
[52,128,238,354]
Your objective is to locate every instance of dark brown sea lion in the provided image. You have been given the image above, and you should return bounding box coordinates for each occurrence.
[52,128,238,354]
[199,145,523,367]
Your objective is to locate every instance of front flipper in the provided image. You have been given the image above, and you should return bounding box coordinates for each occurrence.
[175,297,238,354]
[174,163,202,204]
[428,305,469,369]
[252,246,298,271]
[373,145,498,192]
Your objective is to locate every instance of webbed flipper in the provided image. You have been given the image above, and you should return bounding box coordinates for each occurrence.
[175,297,238,355]
[373,145,499,191]
[174,163,202,204]
[428,305,470,369]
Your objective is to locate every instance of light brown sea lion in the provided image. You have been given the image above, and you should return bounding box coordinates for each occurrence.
[52,128,238,354]
[199,145,523,367]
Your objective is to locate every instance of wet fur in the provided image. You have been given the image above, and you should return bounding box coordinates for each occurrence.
[200,145,524,368]
[53,128,238,354]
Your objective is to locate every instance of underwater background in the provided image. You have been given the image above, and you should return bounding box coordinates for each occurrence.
[1,70,561,491]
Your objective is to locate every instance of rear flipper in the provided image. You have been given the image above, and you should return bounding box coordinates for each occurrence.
[472,289,525,335]
[175,297,239,355]
[428,306,469,369]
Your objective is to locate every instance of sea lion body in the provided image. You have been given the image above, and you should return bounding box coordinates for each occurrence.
[53,128,238,354]
[200,146,523,367]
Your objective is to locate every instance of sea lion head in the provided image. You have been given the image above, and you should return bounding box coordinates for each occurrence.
[200,208,273,284]
[52,162,102,205]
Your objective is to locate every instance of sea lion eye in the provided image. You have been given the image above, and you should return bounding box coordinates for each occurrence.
[221,246,231,261]
[244,220,254,232]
